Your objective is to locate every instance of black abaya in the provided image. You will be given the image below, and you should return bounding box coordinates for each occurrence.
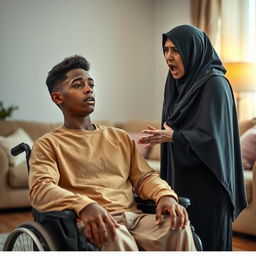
[160,25,247,251]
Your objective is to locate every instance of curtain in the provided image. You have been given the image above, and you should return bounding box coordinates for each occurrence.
[220,0,256,62]
[191,0,256,121]
[221,0,256,120]
[191,0,222,54]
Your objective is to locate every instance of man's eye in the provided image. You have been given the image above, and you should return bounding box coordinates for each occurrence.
[89,84,94,88]
[73,83,82,88]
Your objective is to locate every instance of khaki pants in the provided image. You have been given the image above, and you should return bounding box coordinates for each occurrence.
[79,211,196,251]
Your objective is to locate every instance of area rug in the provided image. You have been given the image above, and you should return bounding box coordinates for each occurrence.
[0,233,9,251]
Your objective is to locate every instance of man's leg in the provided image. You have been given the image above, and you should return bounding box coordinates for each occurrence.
[101,224,139,251]
[78,213,139,251]
[125,212,196,251]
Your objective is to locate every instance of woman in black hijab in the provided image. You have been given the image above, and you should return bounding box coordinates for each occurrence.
[138,25,247,251]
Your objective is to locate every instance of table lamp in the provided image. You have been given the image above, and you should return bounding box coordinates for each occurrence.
[224,62,256,119]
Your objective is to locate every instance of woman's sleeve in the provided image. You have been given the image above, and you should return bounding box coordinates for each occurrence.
[172,131,204,168]
[172,76,236,173]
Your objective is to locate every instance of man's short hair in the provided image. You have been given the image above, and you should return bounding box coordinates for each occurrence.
[46,55,90,94]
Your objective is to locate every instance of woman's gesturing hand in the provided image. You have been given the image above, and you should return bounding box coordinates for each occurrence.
[137,122,174,149]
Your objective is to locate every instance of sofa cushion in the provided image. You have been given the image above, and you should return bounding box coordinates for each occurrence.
[243,170,253,203]
[240,125,256,170]
[0,128,33,167]
[8,161,28,188]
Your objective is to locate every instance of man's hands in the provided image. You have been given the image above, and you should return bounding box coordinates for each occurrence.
[80,195,188,247]
[79,203,120,248]
[156,196,189,230]
[137,122,174,149]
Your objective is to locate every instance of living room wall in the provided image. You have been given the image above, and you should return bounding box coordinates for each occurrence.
[0,0,191,123]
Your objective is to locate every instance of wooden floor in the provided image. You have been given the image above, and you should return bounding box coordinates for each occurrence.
[0,208,256,251]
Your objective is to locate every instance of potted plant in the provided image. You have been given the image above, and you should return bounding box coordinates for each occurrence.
[0,101,19,120]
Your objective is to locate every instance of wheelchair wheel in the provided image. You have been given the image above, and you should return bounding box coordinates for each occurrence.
[3,221,57,251]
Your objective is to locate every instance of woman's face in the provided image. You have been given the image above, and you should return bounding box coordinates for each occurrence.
[164,38,185,79]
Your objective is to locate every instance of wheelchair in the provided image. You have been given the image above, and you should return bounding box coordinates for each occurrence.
[3,142,203,251]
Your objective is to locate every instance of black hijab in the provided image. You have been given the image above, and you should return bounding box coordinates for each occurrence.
[162,25,226,126]
[161,25,247,220]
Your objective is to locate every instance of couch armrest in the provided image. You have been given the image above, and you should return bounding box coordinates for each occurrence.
[252,162,256,202]
[0,146,10,187]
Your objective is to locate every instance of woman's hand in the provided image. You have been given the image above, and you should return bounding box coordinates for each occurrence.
[137,122,174,149]
[156,196,189,230]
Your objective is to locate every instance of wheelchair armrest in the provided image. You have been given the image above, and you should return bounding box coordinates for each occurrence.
[32,208,99,251]
[134,194,156,214]
[178,197,191,208]
[134,194,155,205]
[134,194,191,214]
[32,208,80,251]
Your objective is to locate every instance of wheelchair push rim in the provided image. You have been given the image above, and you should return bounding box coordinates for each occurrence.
[3,221,57,251]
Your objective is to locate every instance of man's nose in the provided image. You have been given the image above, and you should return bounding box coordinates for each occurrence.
[83,84,93,93]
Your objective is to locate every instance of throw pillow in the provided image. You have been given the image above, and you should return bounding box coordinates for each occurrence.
[0,128,33,166]
[240,125,256,170]
[128,132,150,159]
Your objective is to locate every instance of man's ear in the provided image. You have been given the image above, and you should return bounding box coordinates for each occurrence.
[51,92,63,105]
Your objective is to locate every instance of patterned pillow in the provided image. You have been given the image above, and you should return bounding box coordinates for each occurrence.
[0,128,33,166]
[240,125,256,170]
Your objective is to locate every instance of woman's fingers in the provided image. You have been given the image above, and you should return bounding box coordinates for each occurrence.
[138,135,162,145]
[141,130,161,135]
[147,124,157,130]
[163,122,169,129]
[138,123,173,144]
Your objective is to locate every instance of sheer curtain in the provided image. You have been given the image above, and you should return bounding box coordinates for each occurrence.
[191,0,256,120]
[191,0,222,54]
[221,0,256,120]
[221,0,256,62]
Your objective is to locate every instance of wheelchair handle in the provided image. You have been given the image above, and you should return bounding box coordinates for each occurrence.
[11,142,31,172]
[11,142,31,156]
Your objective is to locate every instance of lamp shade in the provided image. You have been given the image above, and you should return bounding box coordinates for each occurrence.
[224,62,256,92]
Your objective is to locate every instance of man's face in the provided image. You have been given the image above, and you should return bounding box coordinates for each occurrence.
[163,38,185,79]
[53,68,95,117]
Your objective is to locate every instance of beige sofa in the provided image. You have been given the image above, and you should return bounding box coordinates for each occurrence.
[0,120,62,209]
[0,119,161,210]
[1,119,255,237]
[232,119,256,236]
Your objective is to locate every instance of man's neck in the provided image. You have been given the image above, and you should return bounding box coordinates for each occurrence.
[63,116,95,130]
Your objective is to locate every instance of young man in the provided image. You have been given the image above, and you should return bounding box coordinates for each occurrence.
[29,55,196,251]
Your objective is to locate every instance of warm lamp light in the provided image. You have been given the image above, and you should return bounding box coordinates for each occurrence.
[224,62,256,119]
[224,62,256,92]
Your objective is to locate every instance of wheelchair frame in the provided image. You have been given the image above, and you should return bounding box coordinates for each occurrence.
[3,142,203,251]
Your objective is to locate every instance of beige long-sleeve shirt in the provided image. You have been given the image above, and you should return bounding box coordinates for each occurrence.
[29,124,177,215]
